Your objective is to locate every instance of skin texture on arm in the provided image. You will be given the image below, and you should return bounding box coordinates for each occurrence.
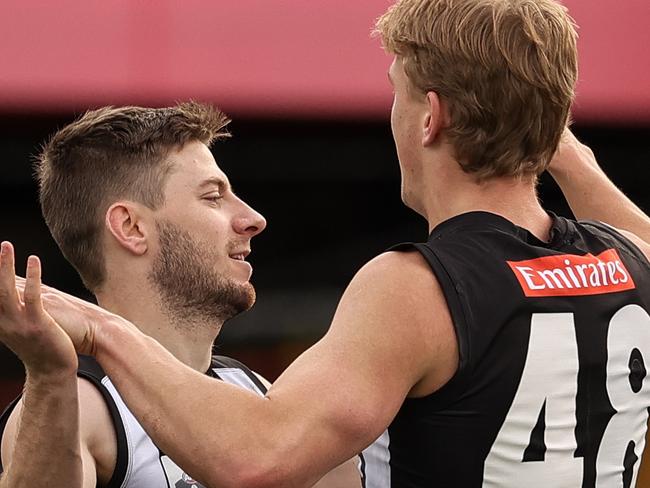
[548,129,650,244]
[252,373,362,488]
[312,458,361,488]
[35,250,457,488]
[0,374,84,487]
[0,377,117,488]
[0,243,88,487]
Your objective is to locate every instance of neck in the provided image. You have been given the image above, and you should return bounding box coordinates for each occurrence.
[419,159,552,242]
[95,283,222,372]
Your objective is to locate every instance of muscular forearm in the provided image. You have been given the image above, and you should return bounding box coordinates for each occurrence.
[1,373,83,487]
[549,137,650,243]
[96,318,300,488]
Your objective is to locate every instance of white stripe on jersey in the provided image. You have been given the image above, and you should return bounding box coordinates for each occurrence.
[361,429,391,488]
[102,377,168,487]
[212,368,264,395]
[100,367,265,487]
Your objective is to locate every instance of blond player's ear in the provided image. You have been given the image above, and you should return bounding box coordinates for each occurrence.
[105,202,149,256]
[422,90,447,147]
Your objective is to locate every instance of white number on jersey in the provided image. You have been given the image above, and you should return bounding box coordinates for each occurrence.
[483,313,582,487]
[597,305,650,488]
[483,307,650,487]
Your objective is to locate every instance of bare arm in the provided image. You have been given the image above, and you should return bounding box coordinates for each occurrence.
[0,242,113,487]
[0,378,117,488]
[548,129,650,244]
[312,458,361,488]
[39,250,456,487]
[550,145,650,486]
[0,374,85,487]
[252,374,362,488]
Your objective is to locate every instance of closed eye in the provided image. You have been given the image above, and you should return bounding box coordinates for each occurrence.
[204,194,223,204]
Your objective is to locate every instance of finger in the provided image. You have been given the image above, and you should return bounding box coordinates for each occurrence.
[23,256,43,319]
[0,242,20,311]
[14,276,25,298]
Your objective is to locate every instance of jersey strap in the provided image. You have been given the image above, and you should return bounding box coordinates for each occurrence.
[76,355,129,488]
[210,355,268,394]
[0,356,129,487]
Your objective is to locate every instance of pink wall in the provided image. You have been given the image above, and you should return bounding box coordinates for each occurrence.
[1,1,648,122]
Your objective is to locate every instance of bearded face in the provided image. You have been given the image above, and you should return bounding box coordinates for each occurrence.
[148,220,256,325]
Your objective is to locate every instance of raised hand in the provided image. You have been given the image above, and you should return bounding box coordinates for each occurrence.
[13,259,132,358]
[548,127,599,175]
[0,241,77,377]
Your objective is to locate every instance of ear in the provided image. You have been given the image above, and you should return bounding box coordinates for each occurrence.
[105,202,149,256]
[422,90,447,146]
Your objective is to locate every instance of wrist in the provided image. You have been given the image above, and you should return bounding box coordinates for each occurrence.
[94,314,139,364]
[549,142,601,182]
[25,366,78,387]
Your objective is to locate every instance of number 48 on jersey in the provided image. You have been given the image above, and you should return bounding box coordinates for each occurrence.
[483,305,650,488]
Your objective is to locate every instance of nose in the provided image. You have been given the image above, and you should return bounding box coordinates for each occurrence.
[233,199,267,238]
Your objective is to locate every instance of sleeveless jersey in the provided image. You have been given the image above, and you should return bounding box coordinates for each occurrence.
[360,211,650,488]
[0,354,267,488]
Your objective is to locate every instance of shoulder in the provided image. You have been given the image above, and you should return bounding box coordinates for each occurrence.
[583,221,650,264]
[348,249,444,306]
[613,228,650,262]
[333,250,458,396]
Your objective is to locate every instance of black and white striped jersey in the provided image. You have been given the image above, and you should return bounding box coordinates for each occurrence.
[360,211,650,488]
[0,354,267,488]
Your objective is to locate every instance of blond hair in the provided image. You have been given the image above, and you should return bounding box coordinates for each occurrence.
[375,0,578,179]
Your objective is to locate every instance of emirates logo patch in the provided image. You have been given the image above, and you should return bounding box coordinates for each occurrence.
[507,249,636,297]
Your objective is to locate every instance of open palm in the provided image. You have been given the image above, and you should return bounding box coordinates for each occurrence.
[0,242,78,376]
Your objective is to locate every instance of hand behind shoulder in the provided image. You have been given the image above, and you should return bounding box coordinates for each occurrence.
[547,127,599,177]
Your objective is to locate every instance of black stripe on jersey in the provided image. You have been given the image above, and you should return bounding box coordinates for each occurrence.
[358,452,367,488]
[77,355,129,488]
[157,451,173,488]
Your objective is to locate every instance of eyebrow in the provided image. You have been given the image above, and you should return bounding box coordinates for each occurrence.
[197,177,230,193]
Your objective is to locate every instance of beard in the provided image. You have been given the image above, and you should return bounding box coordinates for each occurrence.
[148,220,256,324]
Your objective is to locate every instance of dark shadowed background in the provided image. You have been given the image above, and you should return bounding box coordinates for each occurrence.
[1,1,649,411]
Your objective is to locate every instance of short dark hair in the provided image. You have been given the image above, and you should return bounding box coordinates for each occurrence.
[36,102,231,291]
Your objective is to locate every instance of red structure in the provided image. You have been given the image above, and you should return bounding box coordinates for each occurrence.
[1,0,648,122]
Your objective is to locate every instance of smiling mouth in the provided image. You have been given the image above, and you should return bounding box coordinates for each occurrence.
[229,250,250,261]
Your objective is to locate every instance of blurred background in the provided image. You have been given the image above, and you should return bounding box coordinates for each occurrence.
[0,0,648,413]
